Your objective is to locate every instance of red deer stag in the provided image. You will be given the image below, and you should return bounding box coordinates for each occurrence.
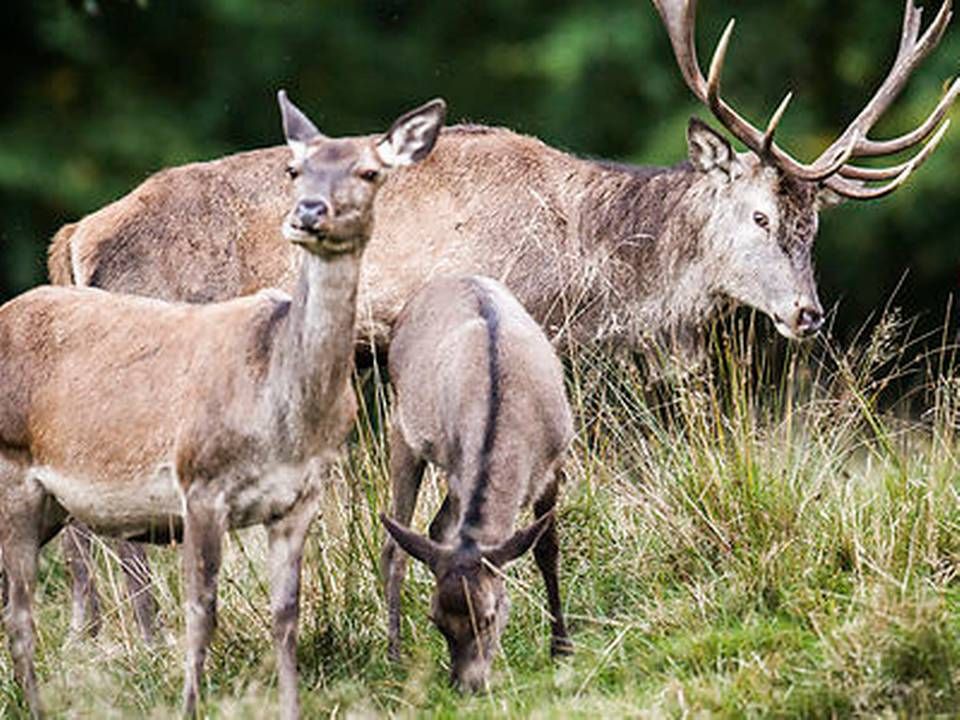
[0,91,445,719]
[46,0,958,649]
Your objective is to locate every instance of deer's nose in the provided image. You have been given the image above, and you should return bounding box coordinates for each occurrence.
[795,305,824,337]
[295,199,330,229]
[453,669,490,695]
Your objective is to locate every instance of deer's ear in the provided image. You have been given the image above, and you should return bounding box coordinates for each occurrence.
[380,513,446,573]
[688,118,741,180]
[278,90,324,157]
[482,512,554,567]
[375,98,447,167]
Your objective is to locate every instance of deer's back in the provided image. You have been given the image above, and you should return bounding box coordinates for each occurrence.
[0,285,285,476]
[390,276,572,479]
[55,145,297,302]
[51,126,592,346]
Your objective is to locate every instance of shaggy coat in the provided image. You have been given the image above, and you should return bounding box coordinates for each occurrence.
[48,120,826,358]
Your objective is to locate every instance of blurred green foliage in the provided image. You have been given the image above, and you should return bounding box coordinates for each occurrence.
[1,0,958,340]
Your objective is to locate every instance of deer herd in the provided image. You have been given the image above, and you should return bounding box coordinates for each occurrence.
[1,1,957,716]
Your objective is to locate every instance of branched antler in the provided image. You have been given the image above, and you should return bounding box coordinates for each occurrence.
[651,0,958,199]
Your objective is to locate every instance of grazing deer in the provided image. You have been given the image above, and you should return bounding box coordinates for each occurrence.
[47,0,958,647]
[0,91,445,718]
[380,275,573,692]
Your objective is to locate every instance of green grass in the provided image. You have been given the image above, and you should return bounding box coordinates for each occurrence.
[3,309,960,718]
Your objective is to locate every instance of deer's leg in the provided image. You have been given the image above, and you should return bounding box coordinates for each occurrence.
[266,474,322,720]
[380,425,426,662]
[180,483,227,717]
[2,535,42,719]
[427,493,459,544]
[532,468,571,657]
[117,540,158,644]
[61,522,102,638]
[0,459,66,719]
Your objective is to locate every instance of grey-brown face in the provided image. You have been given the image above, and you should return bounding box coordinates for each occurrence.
[282,139,385,255]
[380,512,552,693]
[430,556,510,693]
[716,161,824,339]
[276,90,447,256]
[688,119,826,339]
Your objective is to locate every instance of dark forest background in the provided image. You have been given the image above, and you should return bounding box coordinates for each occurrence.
[2,0,958,342]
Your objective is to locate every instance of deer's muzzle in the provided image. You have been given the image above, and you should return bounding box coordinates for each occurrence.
[293,199,330,231]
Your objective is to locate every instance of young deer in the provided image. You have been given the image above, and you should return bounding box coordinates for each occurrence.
[0,91,445,718]
[380,275,573,693]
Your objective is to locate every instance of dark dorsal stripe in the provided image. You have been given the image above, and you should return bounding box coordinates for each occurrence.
[460,279,501,540]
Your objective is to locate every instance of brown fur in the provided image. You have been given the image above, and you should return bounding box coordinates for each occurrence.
[48,120,827,357]
[380,275,573,692]
[47,115,834,643]
[46,222,76,285]
[0,94,445,718]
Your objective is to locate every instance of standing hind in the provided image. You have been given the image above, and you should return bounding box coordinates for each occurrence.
[0,91,445,718]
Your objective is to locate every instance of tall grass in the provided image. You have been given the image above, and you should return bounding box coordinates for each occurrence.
[2,308,959,717]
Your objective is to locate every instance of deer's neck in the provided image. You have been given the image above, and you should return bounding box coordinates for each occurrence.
[580,160,696,244]
[265,247,360,442]
[576,162,719,349]
[456,458,525,549]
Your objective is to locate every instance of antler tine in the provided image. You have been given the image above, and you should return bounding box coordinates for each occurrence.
[705,18,734,105]
[652,0,890,181]
[816,0,954,164]
[762,92,794,154]
[855,76,960,157]
[701,18,769,153]
[825,118,951,199]
[840,115,951,181]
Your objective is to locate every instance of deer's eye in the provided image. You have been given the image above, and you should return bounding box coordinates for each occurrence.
[753,211,770,230]
[358,168,379,183]
[286,165,299,180]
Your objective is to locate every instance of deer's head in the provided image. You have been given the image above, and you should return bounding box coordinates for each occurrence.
[654,0,957,339]
[685,119,833,338]
[380,512,552,693]
[278,91,446,256]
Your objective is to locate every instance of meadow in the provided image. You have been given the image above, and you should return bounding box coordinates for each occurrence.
[1,306,957,718]
[3,2,960,717]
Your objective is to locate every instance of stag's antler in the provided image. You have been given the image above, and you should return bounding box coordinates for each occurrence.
[651,0,959,199]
